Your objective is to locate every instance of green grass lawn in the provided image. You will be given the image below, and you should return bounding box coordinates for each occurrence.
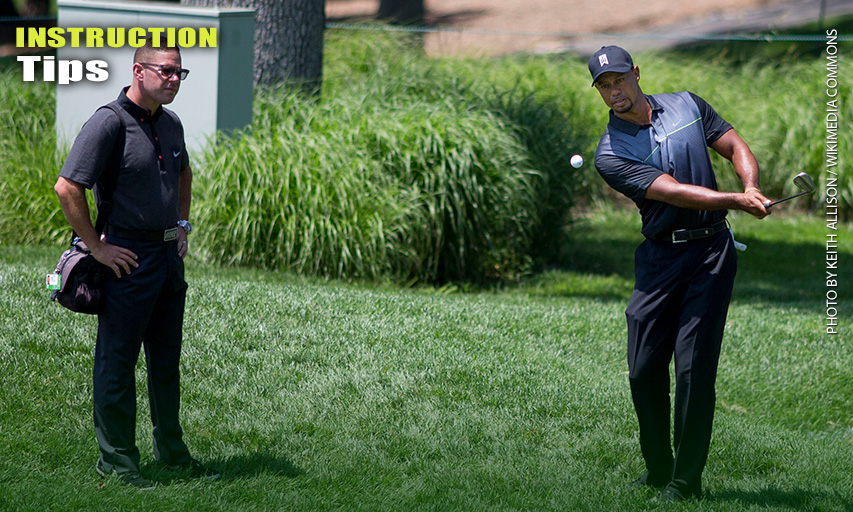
[0,210,850,511]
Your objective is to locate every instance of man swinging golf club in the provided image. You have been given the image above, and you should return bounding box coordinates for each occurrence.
[589,46,770,502]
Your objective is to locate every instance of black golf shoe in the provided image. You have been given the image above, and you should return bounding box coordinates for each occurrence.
[627,470,669,489]
[96,463,156,490]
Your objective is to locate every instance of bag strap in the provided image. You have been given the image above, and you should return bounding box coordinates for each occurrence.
[70,103,126,246]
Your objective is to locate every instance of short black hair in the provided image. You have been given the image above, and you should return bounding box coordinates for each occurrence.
[133,39,181,64]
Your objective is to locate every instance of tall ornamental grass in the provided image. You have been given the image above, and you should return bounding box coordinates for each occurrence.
[0,68,68,245]
[193,81,541,283]
[193,32,600,281]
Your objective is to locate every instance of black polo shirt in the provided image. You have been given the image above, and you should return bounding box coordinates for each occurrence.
[60,87,190,232]
[594,92,733,240]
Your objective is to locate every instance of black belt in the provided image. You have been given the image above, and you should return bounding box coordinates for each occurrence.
[661,220,728,243]
[105,225,178,242]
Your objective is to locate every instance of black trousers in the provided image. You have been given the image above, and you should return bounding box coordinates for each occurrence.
[625,230,737,496]
[93,236,192,474]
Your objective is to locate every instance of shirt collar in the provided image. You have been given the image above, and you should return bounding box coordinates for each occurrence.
[607,94,662,136]
[117,86,163,123]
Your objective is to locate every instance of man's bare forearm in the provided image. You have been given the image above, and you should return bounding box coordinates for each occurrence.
[54,177,100,248]
[645,173,769,218]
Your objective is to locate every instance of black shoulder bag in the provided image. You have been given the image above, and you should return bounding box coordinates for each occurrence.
[50,103,125,314]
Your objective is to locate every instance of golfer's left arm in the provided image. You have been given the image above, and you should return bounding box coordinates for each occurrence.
[177,164,192,258]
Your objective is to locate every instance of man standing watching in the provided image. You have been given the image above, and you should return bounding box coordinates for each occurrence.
[589,46,769,501]
[54,40,218,488]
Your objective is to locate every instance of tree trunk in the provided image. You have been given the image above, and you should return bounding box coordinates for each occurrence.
[1,0,18,17]
[378,0,424,25]
[180,0,324,92]
[22,0,49,16]
[1,0,18,46]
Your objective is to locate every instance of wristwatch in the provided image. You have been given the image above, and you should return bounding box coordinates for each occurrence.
[177,220,192,235]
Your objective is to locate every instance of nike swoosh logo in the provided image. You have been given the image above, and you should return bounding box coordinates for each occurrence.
[173,151,181,158]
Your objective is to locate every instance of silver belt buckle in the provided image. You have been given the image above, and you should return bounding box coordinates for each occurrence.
[671,230,687,243]
[163,227,178,241]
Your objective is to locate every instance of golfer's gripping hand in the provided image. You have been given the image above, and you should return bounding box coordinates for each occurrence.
[741,188,771,219]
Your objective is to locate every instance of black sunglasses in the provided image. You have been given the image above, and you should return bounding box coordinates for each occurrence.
[139,63,190,81]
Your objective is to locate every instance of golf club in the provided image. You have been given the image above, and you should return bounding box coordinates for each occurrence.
[763,172,816,208]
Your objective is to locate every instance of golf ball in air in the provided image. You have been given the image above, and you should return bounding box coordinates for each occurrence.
[570,154,584,168]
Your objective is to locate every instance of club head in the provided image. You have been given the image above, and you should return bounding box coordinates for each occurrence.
[763,173,817,208]
[792,172,816,193]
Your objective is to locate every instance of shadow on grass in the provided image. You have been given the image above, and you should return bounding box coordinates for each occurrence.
[559,222,639,281]
[526,213,639,301]
[730,235,838,307]
[214,451,304,481]
[708,487,848,510]
[143,451,303,486]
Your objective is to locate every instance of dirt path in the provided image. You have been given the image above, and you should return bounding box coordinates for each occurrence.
[326,0,837,56]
